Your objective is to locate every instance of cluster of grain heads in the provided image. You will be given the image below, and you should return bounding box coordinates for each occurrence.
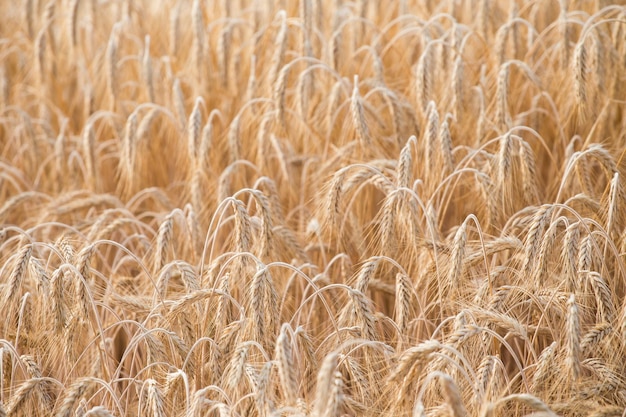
[1,0,626,416]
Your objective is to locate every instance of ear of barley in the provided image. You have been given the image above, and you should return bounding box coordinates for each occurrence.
[249,265,279,347]
[232,199,252,256]
[313,352,339,417]
[351,75,370,147]
[441,375,467,417]
[3,243,32,308]
[415,39,433,112]
[573,39,587,115]
[273,64,289,127]
[226,342,250,391]
[6,377,48,416]
[475,355,497,405]
[325,169,347,231]
[531,341,557,391]
[581,322,611,356]
[250,191,274,259]
[145,379,165,417]
[521,205,553,276]
[75,243,96,320]
[348,288,377,340]
[606,172,621,236]
[565,294,581,383]
[325,371,344,417]
[577,234,595,278]
[154,212,175,274]
[276,323,298,405]
[533,217,561,286]
[397,136,416,189]
[562,222,580,292]
[119,111,138,195]
[389,340,440,383]
[424,101,439,181]
[254,360,273,416]
[354,258,378,294]
[50,266,69,332]
[449,220,468,294]
[439,118,454,174]
[494,24,509,66]
[519,139,540,204]
[587,272,613,323]
[188,97,203,162]
[395,272,411,336]
[495,63,511,130]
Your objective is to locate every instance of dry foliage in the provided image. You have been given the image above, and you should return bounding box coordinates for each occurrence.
[1,0,626,416]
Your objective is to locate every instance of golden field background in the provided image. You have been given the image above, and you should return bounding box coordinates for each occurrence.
[0,0,626,415]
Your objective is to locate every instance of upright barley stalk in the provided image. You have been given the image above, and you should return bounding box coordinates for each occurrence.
[119,112,138,195]
[3,243,32,309]
[351,76,370,147]
[395,273,411,336]
[188,97,203,162]
[313,353,340,417]
[276,324,298,405]
[415,39,433,112]
[154,212,175,274]
[495,63,511,130]
[573,39,587,114]
[145,379,165,417]
[565,294,581,383]
[449,220,468,294]
[397,136,416,189]
[424,101,439,183]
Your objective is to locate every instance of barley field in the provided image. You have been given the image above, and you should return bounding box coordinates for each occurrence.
[0,0,625,416]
